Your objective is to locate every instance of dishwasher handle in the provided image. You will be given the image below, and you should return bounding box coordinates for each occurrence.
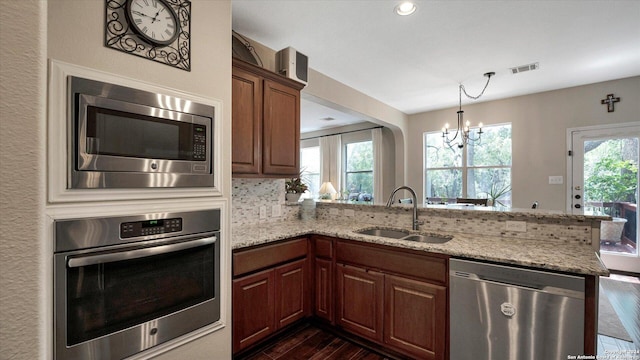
[451,270,585,299]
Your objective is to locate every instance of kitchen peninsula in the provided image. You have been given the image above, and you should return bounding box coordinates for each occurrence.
[231,201,608,359]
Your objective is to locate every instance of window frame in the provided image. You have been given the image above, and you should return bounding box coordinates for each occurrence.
[300,139,320,198]
[423,123,512,203]
[342,131,374,201]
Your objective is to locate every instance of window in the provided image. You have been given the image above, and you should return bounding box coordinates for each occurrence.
[300,146,320,197]
[424,124,512,205]
[344,140,373,201]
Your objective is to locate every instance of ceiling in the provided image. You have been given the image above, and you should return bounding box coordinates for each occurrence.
[232,0,640,131]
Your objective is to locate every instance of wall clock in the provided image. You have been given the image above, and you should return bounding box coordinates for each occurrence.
[105,0,191,71]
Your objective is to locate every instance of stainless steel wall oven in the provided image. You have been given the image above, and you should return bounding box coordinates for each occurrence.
[54,209,221,360]
[68,76,215,189]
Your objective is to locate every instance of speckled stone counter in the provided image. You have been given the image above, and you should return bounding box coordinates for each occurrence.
[232,219,609,276]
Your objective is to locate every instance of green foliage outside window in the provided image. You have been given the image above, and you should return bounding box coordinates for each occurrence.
[425,124,512,204]
[345,141,374,199]
[584,138,638,216]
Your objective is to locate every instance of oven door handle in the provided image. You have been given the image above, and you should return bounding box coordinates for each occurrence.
[67,236,217,268]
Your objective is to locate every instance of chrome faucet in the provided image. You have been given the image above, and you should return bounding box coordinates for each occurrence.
[386,186,422,230]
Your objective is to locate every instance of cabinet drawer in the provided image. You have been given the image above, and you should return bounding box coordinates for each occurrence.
[233,238,308,277]
[313,236,334,259]
[336,241,447,285]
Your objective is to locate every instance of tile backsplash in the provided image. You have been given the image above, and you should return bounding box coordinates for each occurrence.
[231,179,603,246]
[231,178,298,226]
[315,202,602,245]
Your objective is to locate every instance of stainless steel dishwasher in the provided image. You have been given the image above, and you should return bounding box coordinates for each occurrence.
[450,258,585,360]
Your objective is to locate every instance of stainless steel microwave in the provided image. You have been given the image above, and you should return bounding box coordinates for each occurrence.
[68,76,214,189]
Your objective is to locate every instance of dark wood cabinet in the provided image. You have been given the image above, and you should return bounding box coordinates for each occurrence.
[312,235,335,324]
[314,258,333,323]
[231,66,261,174]
[275,258,310,329]
[335,240,448,360]
[232,238,310,354]
[262,79,300,175]
[384,274,446,360]
[234,236,448,358]
[232,58,303,177]
[336,264,385,342]
[232,269,275,352]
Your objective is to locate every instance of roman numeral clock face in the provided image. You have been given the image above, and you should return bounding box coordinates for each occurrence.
[126,0,179,46]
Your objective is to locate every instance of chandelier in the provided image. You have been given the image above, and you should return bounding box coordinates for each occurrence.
[442,72,495,148]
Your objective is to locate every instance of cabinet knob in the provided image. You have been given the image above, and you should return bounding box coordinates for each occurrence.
[574,204,581,209]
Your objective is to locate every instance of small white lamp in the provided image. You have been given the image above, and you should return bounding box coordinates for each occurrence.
[319,182,337,200]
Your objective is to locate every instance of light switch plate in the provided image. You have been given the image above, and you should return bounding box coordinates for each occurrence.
[330,208,339,216]
[259,206,267,219]
[549,176,564,185]
[505,220,527,232]
[272,204,282,217]
[344,209,355,217]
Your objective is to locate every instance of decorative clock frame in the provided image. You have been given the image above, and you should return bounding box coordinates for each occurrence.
[105,0,191,71]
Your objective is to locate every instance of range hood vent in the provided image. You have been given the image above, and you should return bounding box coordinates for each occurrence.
[511,62,539,74]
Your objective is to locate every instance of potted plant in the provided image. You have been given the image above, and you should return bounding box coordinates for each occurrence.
[285,176,308,203]
[485,183,511,207]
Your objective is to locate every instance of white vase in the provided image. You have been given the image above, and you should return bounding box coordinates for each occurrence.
[285,193,301,203]
[600,217,627,243]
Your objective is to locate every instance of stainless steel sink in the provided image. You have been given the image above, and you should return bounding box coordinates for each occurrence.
[355,228,452,244]
[356,228,410,239]
[402,234,452,244]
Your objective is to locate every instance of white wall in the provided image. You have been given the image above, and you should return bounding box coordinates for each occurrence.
[406,76,640,210]
[0,2,47,360]
[0,1,233,359]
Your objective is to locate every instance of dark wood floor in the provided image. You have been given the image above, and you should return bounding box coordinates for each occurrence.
[236,323,391,360]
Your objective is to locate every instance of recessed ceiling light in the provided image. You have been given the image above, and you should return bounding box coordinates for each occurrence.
[395,2,417,16]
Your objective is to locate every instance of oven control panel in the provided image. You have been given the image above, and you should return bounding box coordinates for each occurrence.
[120,218,183,238]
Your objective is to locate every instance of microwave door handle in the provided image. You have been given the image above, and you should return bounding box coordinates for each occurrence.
[67,236,217,268]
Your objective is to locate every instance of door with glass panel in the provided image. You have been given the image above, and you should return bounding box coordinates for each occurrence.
[569,123,640,273]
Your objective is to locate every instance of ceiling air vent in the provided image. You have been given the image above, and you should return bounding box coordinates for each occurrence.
[511,62,539,74]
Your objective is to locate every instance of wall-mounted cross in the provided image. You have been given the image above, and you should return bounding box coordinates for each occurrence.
[600,93,620,112]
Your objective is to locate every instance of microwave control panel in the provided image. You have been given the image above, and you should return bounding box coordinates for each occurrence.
[120,218,183,238]
[192,125,207,160]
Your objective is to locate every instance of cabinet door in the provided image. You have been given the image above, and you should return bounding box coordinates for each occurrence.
[274,258,309,329]
[336,264,384,342]
[384,275,446,360]
[262,79,300,176]
[232,269,275,353]
[232,66,262,174]
[314,258,334,323]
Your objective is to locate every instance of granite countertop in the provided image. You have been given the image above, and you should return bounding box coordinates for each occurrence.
[231,219,609,276]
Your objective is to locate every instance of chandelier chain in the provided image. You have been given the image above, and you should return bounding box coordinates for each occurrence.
[460,73,493,101]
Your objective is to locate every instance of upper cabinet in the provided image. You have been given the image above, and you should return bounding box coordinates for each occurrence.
[232,58,305,177]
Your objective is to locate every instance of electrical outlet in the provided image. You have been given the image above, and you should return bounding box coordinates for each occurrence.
[548,176,564,185]
[505,221,527,232]
[259,206,267,219]
[272,204,282,217]
[330,208,339,216]
[344,209,355,217]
